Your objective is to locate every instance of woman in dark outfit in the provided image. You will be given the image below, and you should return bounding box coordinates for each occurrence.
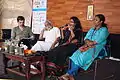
[46,16,83,66]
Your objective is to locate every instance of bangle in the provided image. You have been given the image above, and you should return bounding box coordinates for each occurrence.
[85,44,89,47]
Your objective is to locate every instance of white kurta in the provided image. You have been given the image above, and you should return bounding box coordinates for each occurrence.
[31,27,60,51]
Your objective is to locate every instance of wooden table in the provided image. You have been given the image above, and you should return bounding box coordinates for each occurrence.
[4,53,45,80]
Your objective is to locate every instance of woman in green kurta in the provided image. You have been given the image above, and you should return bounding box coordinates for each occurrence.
[59,14,109,80]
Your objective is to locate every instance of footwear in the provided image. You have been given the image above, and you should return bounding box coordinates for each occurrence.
[58,73,75,80]
[58,73,70,80]
[69,75,74,80]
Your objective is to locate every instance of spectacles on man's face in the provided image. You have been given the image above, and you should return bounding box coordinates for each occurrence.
[70,19,74,23]
[44,22,49,27]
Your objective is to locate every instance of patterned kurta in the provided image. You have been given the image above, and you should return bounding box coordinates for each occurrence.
[69,27,109,70]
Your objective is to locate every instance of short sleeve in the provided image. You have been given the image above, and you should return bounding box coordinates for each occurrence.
[11,27,16,39]
[55,27,61,38]
[28,27,33,37]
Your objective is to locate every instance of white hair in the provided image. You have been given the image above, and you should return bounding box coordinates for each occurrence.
[45,20,52,26]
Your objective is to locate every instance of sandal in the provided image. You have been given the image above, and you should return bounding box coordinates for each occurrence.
[58,73,70,80]
[69,75,75,80]
[58,77,64,80]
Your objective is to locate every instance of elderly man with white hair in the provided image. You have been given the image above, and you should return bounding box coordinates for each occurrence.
[31,20,61,51]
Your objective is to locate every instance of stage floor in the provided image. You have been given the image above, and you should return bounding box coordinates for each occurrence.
[0,58,120,80]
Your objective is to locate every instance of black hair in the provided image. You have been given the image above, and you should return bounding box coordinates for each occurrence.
[70,16,82,30]
[95,14,107,28]
[70,16,83,44]
[17,16,25,22]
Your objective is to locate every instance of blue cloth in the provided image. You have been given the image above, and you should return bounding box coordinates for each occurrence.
[67,60,80,75]
[69,27,109,71]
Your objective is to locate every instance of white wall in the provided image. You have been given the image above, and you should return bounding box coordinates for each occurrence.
[0,0,32,29]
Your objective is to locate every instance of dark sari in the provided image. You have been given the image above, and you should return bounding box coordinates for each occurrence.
[46,28,83,66]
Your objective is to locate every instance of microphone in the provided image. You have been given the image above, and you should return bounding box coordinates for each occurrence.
[60,24,68,28]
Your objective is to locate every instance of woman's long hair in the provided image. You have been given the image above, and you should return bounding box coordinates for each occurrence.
[70,16,83,44]
[95,14,107,28]
[70,16,82,31]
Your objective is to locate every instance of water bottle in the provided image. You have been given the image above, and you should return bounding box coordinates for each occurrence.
[9,42,15,54]
[19,42,24,55]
